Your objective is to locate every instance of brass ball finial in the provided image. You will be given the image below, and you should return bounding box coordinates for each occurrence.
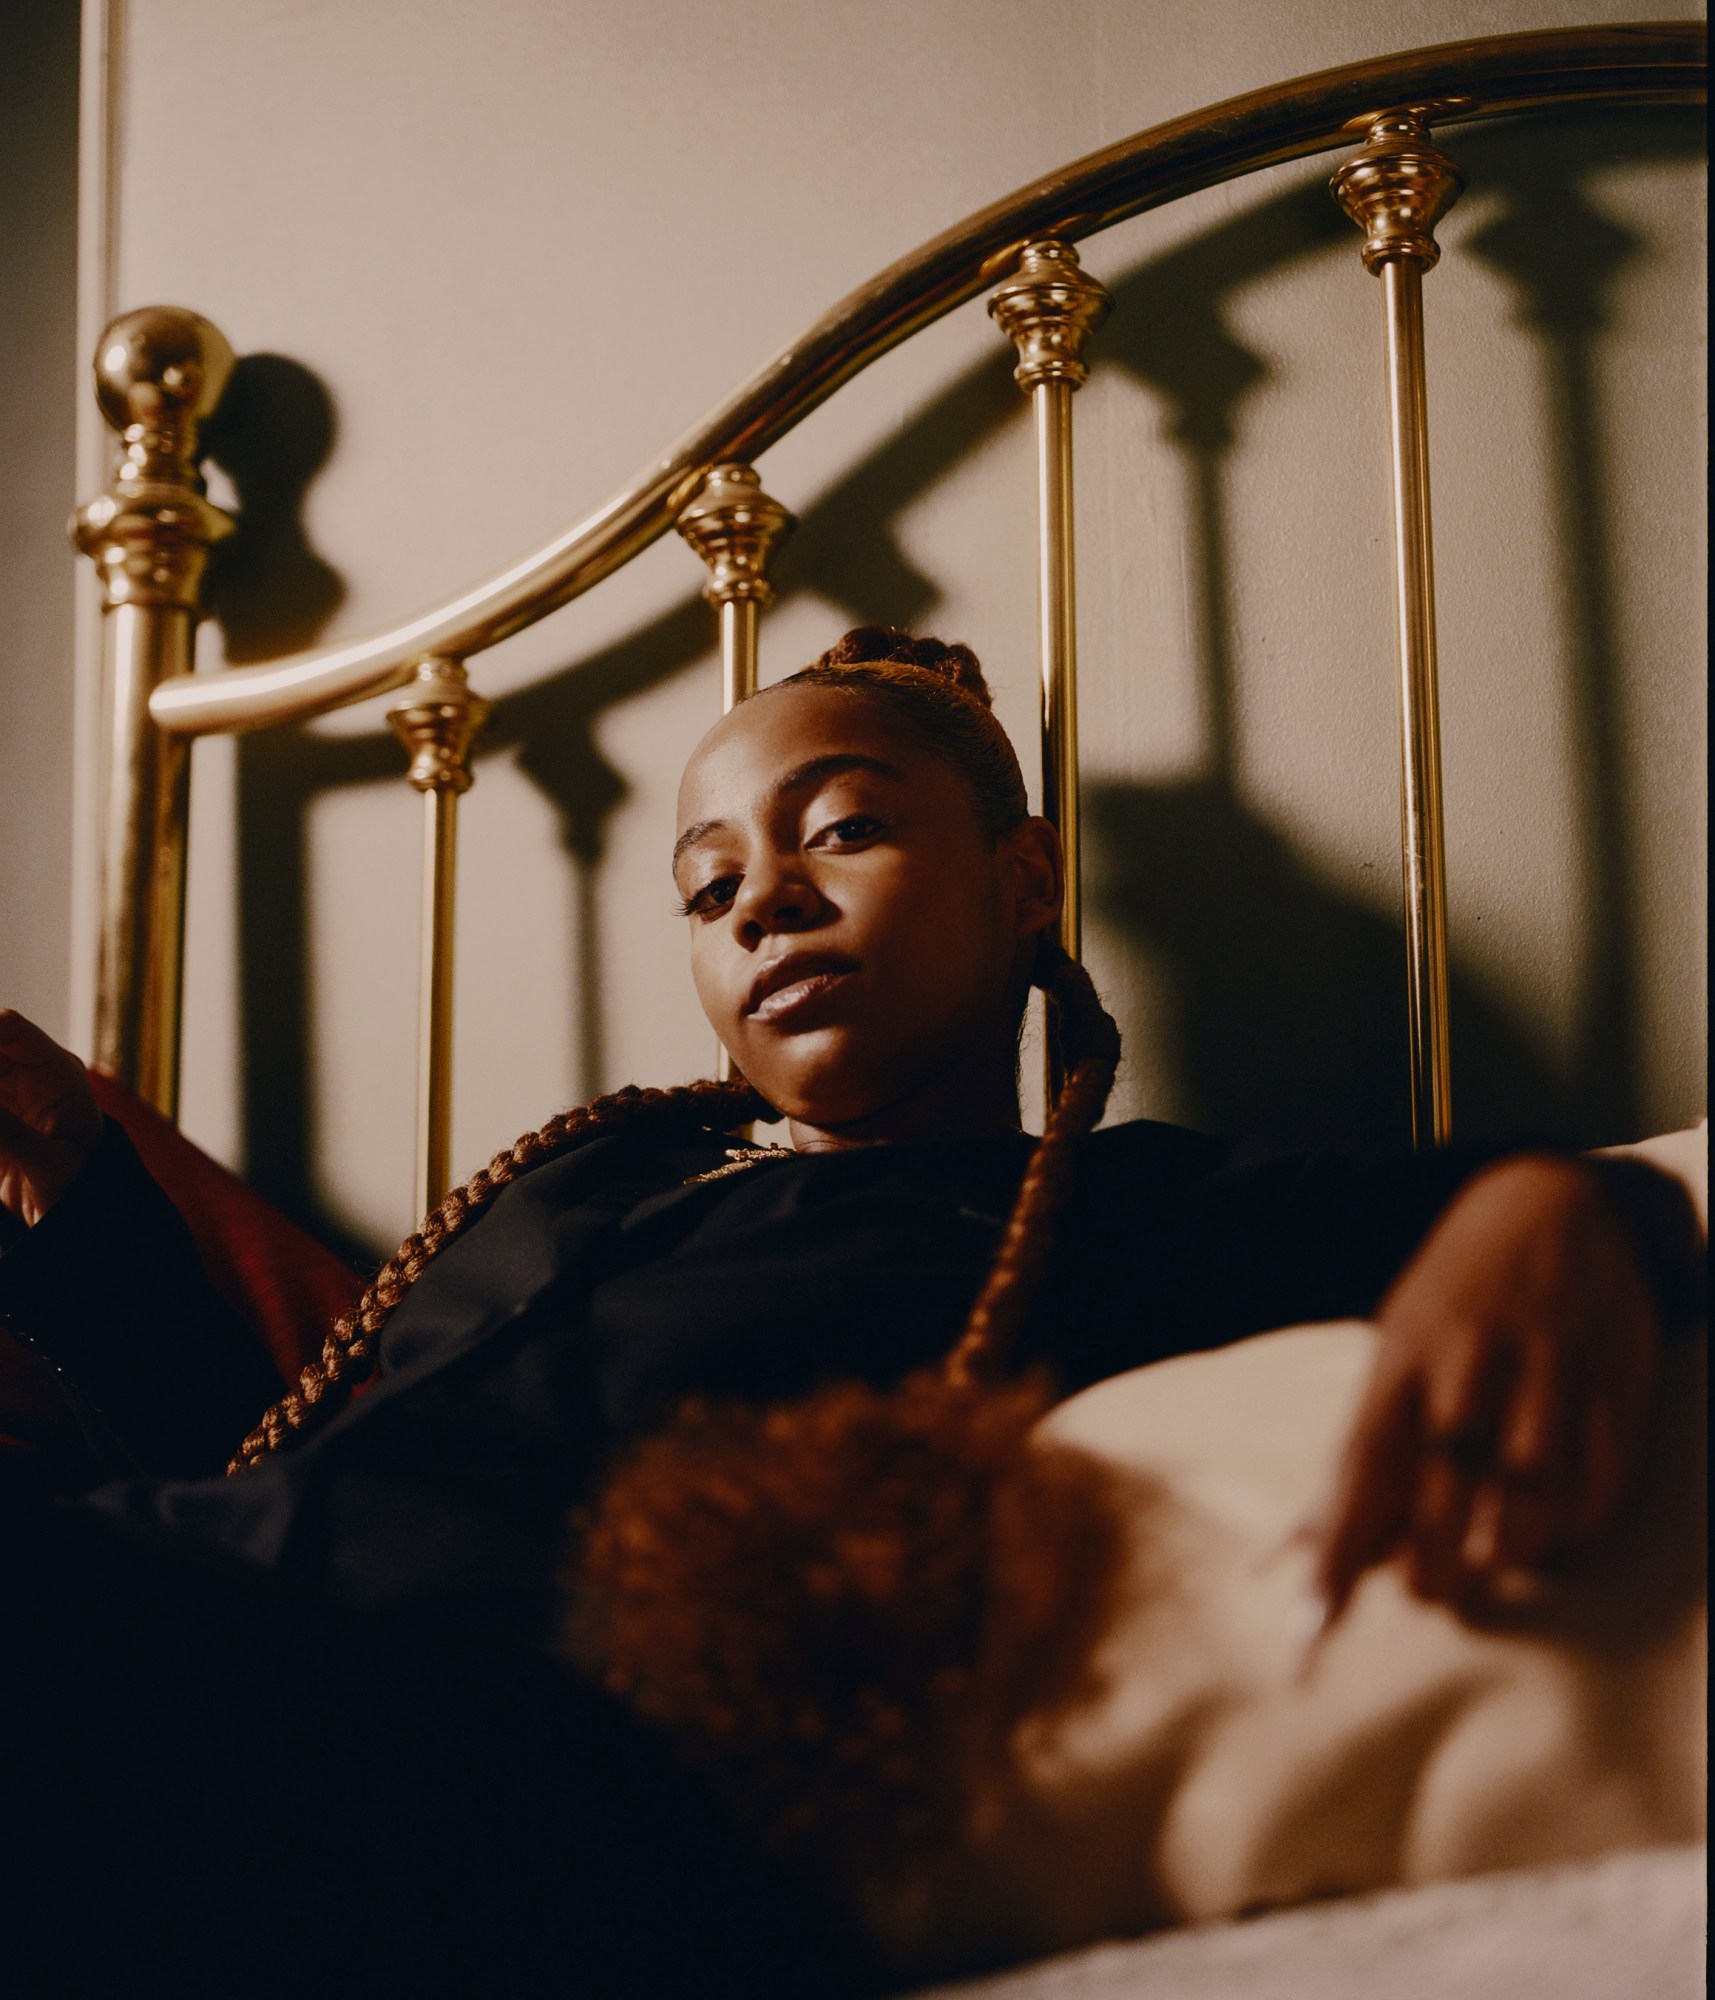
[987,240,1112,392]
[73,306,237,610]
[92,305,236,441]
[1331,110,1465,274]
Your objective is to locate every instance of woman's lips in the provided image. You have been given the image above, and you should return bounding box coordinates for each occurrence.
[746,956,858,1025]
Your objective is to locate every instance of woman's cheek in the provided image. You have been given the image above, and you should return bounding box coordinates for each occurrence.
[688,944,740,1041]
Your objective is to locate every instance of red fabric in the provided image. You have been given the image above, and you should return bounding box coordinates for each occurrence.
[86,1070,365,1389]
[0,1076,365,1482]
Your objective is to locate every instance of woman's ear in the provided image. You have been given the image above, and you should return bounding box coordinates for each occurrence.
[1002,817,1064,941]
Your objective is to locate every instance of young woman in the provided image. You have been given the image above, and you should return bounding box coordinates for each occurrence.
[0,629,1700,1993]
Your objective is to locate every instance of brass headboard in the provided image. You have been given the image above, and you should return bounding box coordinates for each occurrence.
[71,23,1706,1214]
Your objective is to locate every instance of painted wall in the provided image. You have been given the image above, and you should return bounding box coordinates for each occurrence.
[0,0,80,1042]
[77,0,1705,1255]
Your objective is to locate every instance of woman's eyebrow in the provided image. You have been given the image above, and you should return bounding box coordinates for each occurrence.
[672,754,904,869]
[672,818,726,867]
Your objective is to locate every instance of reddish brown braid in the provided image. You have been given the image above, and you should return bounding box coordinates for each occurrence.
[227,1076,767,1474]
[947,940,1122,1385]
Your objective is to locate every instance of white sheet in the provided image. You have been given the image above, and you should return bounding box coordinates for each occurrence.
[916,1843,1706,2000]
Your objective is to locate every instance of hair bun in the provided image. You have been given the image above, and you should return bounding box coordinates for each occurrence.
[815,626,994,708]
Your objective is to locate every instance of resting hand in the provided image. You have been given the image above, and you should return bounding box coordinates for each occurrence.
[0,1010,103,1228]
[1316,1155,1661,1625]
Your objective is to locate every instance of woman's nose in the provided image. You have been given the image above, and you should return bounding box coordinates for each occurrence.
[732,859,826,942]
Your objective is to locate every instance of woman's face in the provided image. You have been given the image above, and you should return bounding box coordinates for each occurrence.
[674,685,1061,1142]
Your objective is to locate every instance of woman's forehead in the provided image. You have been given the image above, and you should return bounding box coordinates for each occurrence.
[676,684,924,824]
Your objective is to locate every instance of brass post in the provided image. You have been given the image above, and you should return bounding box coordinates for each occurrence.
[676,462,796,710]
[989,241,1109,1100]
[677,462,795,1083]
[72,307,236,1117]
[1333,110,1464,1148]
[989,241,1110,965]
[387,657,489,1216]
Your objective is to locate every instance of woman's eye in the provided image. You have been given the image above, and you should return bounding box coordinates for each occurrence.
[817,814,881,847]
[678,875,739,919]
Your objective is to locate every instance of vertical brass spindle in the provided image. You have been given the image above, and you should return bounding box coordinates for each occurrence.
[388,657,489,1216]
[720,596,761,710]
[1033,376,1082,956]
[73,308,235,1116]
[989,241,1110,1092]
[677,462,796,1080]
[1334,110,1463,1148]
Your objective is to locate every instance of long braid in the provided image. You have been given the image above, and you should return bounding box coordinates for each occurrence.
[227,1075,766,1474]
[945,943,1121,1386]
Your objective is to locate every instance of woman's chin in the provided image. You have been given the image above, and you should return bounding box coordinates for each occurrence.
[746,1057,901,1135]
[731,1029,875,1119]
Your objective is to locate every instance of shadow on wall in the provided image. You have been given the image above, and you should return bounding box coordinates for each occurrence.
[202,355,346,662]
[203,107,1703,1248]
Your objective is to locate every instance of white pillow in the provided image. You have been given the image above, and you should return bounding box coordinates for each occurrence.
[1599,1118,1708,1231]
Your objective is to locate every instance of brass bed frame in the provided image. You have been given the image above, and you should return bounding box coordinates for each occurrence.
[71,23,1706,1217]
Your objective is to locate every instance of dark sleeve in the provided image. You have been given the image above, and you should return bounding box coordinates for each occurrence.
[1168,1135,1517,1333]
[1044,1124,1514,1385]
[1055,1122,1706,1389]
[1185,1140,1707,1339]
[0,1119,283,1478]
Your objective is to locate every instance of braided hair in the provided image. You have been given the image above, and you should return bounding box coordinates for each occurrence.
[228,1077,767,1472]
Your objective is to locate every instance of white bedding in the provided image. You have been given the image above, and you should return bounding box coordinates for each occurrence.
[875,1126,1708,1986]
[917,1842,1706,2000]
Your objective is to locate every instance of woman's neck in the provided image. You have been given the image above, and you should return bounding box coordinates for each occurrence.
[786,1052,1024,1153]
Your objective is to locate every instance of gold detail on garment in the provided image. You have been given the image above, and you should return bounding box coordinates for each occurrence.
[682,1144,795,1186]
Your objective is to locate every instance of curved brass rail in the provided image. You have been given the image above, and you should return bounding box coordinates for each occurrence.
[149,21,1704,738]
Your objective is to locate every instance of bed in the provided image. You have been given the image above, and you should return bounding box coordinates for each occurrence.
[33,19,1711,1995]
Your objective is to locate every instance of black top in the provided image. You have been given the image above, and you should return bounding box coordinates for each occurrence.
[0,1112,1510,1653]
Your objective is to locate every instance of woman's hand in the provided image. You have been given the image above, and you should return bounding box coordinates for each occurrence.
[1317,1155,1663,1624]
[0,1010,103,1228]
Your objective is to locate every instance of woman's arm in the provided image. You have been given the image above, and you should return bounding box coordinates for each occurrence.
[1086,1120,1702,1620]
[0,1010,280,1478]
[1315,1149,1704,1623]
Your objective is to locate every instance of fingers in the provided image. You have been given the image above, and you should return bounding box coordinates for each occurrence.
[1421,1318,1510,1443]
[1317,1368,1422,1625]
[0,1008,65,1068]
[1486,1333,1576,1568]
[1500,1331,1569,1483]
[0,1102,61,1174]
[0,1010,101,1148]
[1405,1446,1478,1604]
[1568,1397,1629,1541]
[1317,1149,1672,1624]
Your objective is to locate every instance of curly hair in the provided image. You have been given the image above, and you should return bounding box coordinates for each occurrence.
[568,1371,1121,1890]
